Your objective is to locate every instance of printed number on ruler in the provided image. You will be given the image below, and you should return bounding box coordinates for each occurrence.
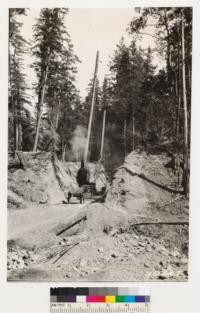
[50,302,150,313]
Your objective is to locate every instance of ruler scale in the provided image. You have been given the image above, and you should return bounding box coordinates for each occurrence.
[50,288,150,313]
[51,304,150,313]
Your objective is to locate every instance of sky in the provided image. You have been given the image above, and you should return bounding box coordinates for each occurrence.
[19,8,165,101]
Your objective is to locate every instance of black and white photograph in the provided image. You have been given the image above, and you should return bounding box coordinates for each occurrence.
[7,7,192,282]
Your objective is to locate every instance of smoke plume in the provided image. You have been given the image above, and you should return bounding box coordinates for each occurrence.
[70,125,87,161]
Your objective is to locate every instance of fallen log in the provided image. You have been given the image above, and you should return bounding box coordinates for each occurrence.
[21,151,44,155]
[131,221,189,226]
[56,214,87,236]
[8,151,44,155]
[109,220,188,237]
[120,165,183,194]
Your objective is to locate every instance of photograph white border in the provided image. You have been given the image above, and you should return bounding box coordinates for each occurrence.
[0,1,200,312]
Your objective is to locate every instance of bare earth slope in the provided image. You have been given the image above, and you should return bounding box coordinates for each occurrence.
[8,152,74,207]
[7,151,188,281]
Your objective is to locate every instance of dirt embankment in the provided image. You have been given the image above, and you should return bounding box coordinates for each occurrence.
[7,151,189,282]
[7,152,107,209]
[8,152,71,208]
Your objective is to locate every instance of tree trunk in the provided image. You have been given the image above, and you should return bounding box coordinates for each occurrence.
[181,11,189,197]
[84,51,99,162]
[12,52,19,154]
[55,99,61,130]
[99,109,106,161]
[15,90,23,151]
[16,151,27,170]
[176,93,181,142]
[33,55,51,152]
[188,64,191,90]
[14,95,19,153]
[132,111,135,150]
[124,119,127,157]
[50,92,56,124]
[18,122,23,151]
[164,9,171,81]
[175,34,181,142]
[62,144,66,162]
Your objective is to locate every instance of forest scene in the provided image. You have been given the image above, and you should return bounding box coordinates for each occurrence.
[8,7,191,282]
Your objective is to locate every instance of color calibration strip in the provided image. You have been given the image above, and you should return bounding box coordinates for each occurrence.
[50,287,150,303]
[50,288,150,313]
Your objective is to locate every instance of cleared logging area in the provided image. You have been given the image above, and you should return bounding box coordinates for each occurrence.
[7,151,188,281]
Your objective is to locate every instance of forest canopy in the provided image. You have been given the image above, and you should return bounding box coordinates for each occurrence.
[8,7,192,196]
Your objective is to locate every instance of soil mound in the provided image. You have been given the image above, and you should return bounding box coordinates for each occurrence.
[106,151,183,219]
[8,153,71,208]
[8,152,107,209]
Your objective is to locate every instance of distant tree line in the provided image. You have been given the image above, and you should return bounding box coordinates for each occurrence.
[8,8,192,196]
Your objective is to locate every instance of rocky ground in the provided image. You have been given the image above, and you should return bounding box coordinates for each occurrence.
[7,151,189,281]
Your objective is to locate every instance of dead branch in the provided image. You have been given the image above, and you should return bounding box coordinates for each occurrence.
[42,236,88,263]
[52,236,89,264]
[52,242,80,264]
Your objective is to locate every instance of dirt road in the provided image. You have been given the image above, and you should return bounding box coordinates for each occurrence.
[8,195,188,282]
[8,200,91,249]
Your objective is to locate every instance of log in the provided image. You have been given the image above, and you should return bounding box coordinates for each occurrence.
[131,221,189,226]
[109,219,188,237]
[22,151,44,156]
[9,151,44,156]
[84,51,99,162]
[120,165,183,194]
[56,214,87,236]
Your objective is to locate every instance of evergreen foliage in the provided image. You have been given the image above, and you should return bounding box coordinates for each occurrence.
[8,7,192,195]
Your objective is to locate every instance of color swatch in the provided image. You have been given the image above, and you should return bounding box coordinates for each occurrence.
[50,287,150,303]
